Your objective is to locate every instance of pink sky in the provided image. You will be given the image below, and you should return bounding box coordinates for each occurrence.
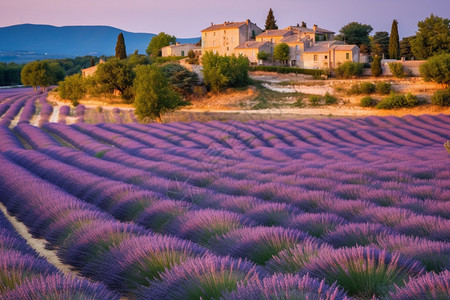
[1,0,449,38]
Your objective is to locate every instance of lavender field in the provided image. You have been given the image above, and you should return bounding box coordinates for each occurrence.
[0,89,449,299]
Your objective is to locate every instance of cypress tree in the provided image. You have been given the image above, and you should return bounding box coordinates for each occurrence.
[265,8,278,30]
[115,33,127,59]
[389,20,400,59]
[90,57,95,67]
[371,55,382,77]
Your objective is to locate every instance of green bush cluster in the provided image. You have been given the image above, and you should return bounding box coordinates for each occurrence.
[249,66,323,76]
[309,95,321,106]
[202,52,250,93]
[360,96,377,107]
[335,62,364,79]
[376,92,419,109]
[324,92,338,104]
[431,88,450,106]
[58,74,87,106]
[420,53,450,86]
[375,82,392,94]
[0,63,23,86]
[349,82,375,94]
[388,62,405,78]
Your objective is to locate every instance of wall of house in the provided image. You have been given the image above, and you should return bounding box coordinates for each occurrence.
[303,53,330,69]
[287,43,306,67]
[202,23,262,56]
[235,44,271,64]
[162,44,197,57]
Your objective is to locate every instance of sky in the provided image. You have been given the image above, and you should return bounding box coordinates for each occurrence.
[1,0,449,38]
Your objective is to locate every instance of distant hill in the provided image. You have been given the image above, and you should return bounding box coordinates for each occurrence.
[0,24,200,62]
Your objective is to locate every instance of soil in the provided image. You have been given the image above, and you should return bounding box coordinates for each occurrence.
[48,72,449,122]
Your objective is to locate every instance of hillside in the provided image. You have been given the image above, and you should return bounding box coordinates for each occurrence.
[0,24,200,62]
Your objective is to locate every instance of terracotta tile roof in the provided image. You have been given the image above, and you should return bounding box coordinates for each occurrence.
[235,41,269,49]
[279,35,306,44]
[202,22,247,32]
[304,42,336,53]
[256,29,292,37]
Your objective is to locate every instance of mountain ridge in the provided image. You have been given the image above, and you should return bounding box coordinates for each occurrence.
[0,24,200,60]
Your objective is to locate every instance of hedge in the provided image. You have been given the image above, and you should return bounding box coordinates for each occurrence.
[250,66,323,76]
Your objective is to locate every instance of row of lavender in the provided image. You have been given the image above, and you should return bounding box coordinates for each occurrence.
[0,201,118,299]
[1,119,449,298]
[0,141,447,299]
[0,150,354,299]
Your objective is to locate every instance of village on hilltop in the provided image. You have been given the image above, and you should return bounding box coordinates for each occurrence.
[162,19,361,70]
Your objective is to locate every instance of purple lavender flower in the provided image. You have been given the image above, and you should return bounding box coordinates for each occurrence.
[86,235,209,294]
[265,239,333,274]
[2,274,120,300]
[323,222,395,248]
[222,273,349,300]
[209,226,315,265]
[389,270,450,300]
[300,246,425,298]
[140,255,267,300]
[166,209,257,245]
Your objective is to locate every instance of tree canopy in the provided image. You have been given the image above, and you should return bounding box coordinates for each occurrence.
[21,60,64,91]
[202,52,250,93]
[115,33,127,59]
[371,32,389,58]
[335,22,373,54]
[389,20,400,59]
[95,58,134,101]
[420,53,450,87]
[273,43,290,66]
[146,32,176,57]
[265,8,278,30]
[134,65,187,123]
[410,14,450,60]
[160,63,199,96]
[400,36,415,60]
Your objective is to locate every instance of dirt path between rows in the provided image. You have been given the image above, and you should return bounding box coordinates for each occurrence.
[0,202,79,276]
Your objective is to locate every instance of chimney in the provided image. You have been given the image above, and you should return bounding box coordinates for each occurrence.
[313,24,318,32]
[246,19,250,26]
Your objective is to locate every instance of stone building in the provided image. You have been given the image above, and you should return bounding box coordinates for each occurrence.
[201,20,263,56]
[161,43,201,57]
[201,21,360,69]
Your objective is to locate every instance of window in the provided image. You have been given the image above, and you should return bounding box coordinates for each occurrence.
[324,55,328,59]
[224,30,226,34]
[181,51,185,56]
[205,33,207,37]
[227,47,229,51]
[214,32,216,36]
[296,45,299,51]
[314,54,318,61]
[346,53,350,59]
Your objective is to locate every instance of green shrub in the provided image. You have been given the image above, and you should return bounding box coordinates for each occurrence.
[360,82,376,94]
[376,82,392,94]
[335,62,364,79]
[58,74,87,105]
[202,52,250,93]
[376,92,419,109]
[360,96,377,107]
[371,56,382,77]
[348,84,361,95]
[388,62,405,78]
[431,88,450,106]
[309,95,321,106]
[249,66,323,76]
[292,97,304,107]
[324,92,338,104]
[420,53,450,86]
